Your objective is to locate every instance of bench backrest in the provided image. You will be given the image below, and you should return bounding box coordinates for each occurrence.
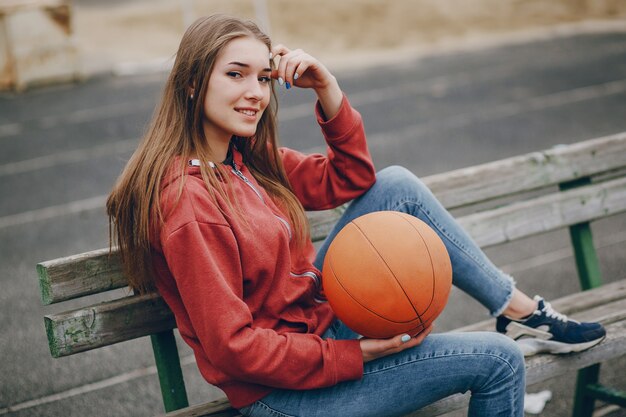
[38,132,626,358]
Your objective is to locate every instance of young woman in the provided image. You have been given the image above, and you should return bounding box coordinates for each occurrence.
[107,14,605,417]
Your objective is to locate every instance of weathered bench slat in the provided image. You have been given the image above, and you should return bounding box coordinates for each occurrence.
[425,131,626,210]
[37,133,626,305]
[160,398,241,417]
[37,248,126,305]
[543,279,626,317]
[458,175,626,248]
[44,292,175,357]
[570,298,626,324]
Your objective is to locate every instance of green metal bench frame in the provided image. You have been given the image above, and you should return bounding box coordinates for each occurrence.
[560,177,626,415]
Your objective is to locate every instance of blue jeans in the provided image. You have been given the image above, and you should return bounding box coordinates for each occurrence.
[239,166,525,417]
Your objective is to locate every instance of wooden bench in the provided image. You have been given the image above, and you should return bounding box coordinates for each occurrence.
[37,132,626,416]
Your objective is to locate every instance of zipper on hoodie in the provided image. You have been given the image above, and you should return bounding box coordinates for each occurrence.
[290,271,321,289]
[230,163,293,240]
[229,161,322,299]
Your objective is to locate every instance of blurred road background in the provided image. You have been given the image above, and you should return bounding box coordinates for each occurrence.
[1,1,625,416]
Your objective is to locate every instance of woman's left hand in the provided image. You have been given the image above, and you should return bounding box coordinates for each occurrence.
[271,45,343,119]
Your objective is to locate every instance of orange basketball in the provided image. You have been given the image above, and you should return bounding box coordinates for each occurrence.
[322,211,452,339]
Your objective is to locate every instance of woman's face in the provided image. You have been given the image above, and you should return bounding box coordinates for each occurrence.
[201,36,272,155]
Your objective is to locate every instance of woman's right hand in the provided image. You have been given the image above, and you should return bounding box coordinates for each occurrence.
[360,325,433,363]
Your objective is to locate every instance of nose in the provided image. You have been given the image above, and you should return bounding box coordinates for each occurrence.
[244,78,264,101]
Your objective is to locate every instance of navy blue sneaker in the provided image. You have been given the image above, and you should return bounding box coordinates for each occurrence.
[496,296,606,356]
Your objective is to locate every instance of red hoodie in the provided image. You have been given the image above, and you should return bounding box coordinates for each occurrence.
[151,95,376,408]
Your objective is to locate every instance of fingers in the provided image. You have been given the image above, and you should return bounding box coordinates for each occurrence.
[417,324,434,342]
[271,44,290,58]
[384,325,435,353]
[384,334,415,352]
[272,45,301,88]
[271,44,310,88]
[360,326,434,363]
[399,325,434,350]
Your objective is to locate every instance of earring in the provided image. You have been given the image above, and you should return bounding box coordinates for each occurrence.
[190,94,194,100]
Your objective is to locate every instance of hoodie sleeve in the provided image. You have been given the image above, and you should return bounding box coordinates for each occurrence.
[279,94,376,210]
[161,217,364,389]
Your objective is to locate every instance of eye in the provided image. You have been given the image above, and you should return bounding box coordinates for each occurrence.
[227,71,243,78]
[259,76,271,84]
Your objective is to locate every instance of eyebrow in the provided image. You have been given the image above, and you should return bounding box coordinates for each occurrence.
[228,61,271,72]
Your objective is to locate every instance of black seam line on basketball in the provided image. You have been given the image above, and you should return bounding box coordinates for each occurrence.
[390,211,437,319]
[351,218,423,326]
[327,254,421,325]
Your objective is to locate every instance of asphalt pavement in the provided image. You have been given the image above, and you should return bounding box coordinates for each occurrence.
[1,29,626,416]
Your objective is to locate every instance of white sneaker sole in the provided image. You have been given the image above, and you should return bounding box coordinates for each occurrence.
[515,336,606,357]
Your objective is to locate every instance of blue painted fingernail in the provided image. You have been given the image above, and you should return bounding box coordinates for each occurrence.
[294,72,299,80]
[278,77,284,85]
[285,82,291,89]
[401,334,411,343]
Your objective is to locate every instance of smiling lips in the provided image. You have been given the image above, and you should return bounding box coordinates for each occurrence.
[236,108,258,118]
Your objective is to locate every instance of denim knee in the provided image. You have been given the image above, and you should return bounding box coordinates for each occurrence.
[377,165,418,186]
[374,165,430,200]
[462,332,525,416]
[481,332,526,386]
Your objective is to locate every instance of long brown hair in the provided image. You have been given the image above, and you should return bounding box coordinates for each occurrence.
[107,14,309,294]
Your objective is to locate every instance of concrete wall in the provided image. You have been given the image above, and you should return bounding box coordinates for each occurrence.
[0,0,77,91]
